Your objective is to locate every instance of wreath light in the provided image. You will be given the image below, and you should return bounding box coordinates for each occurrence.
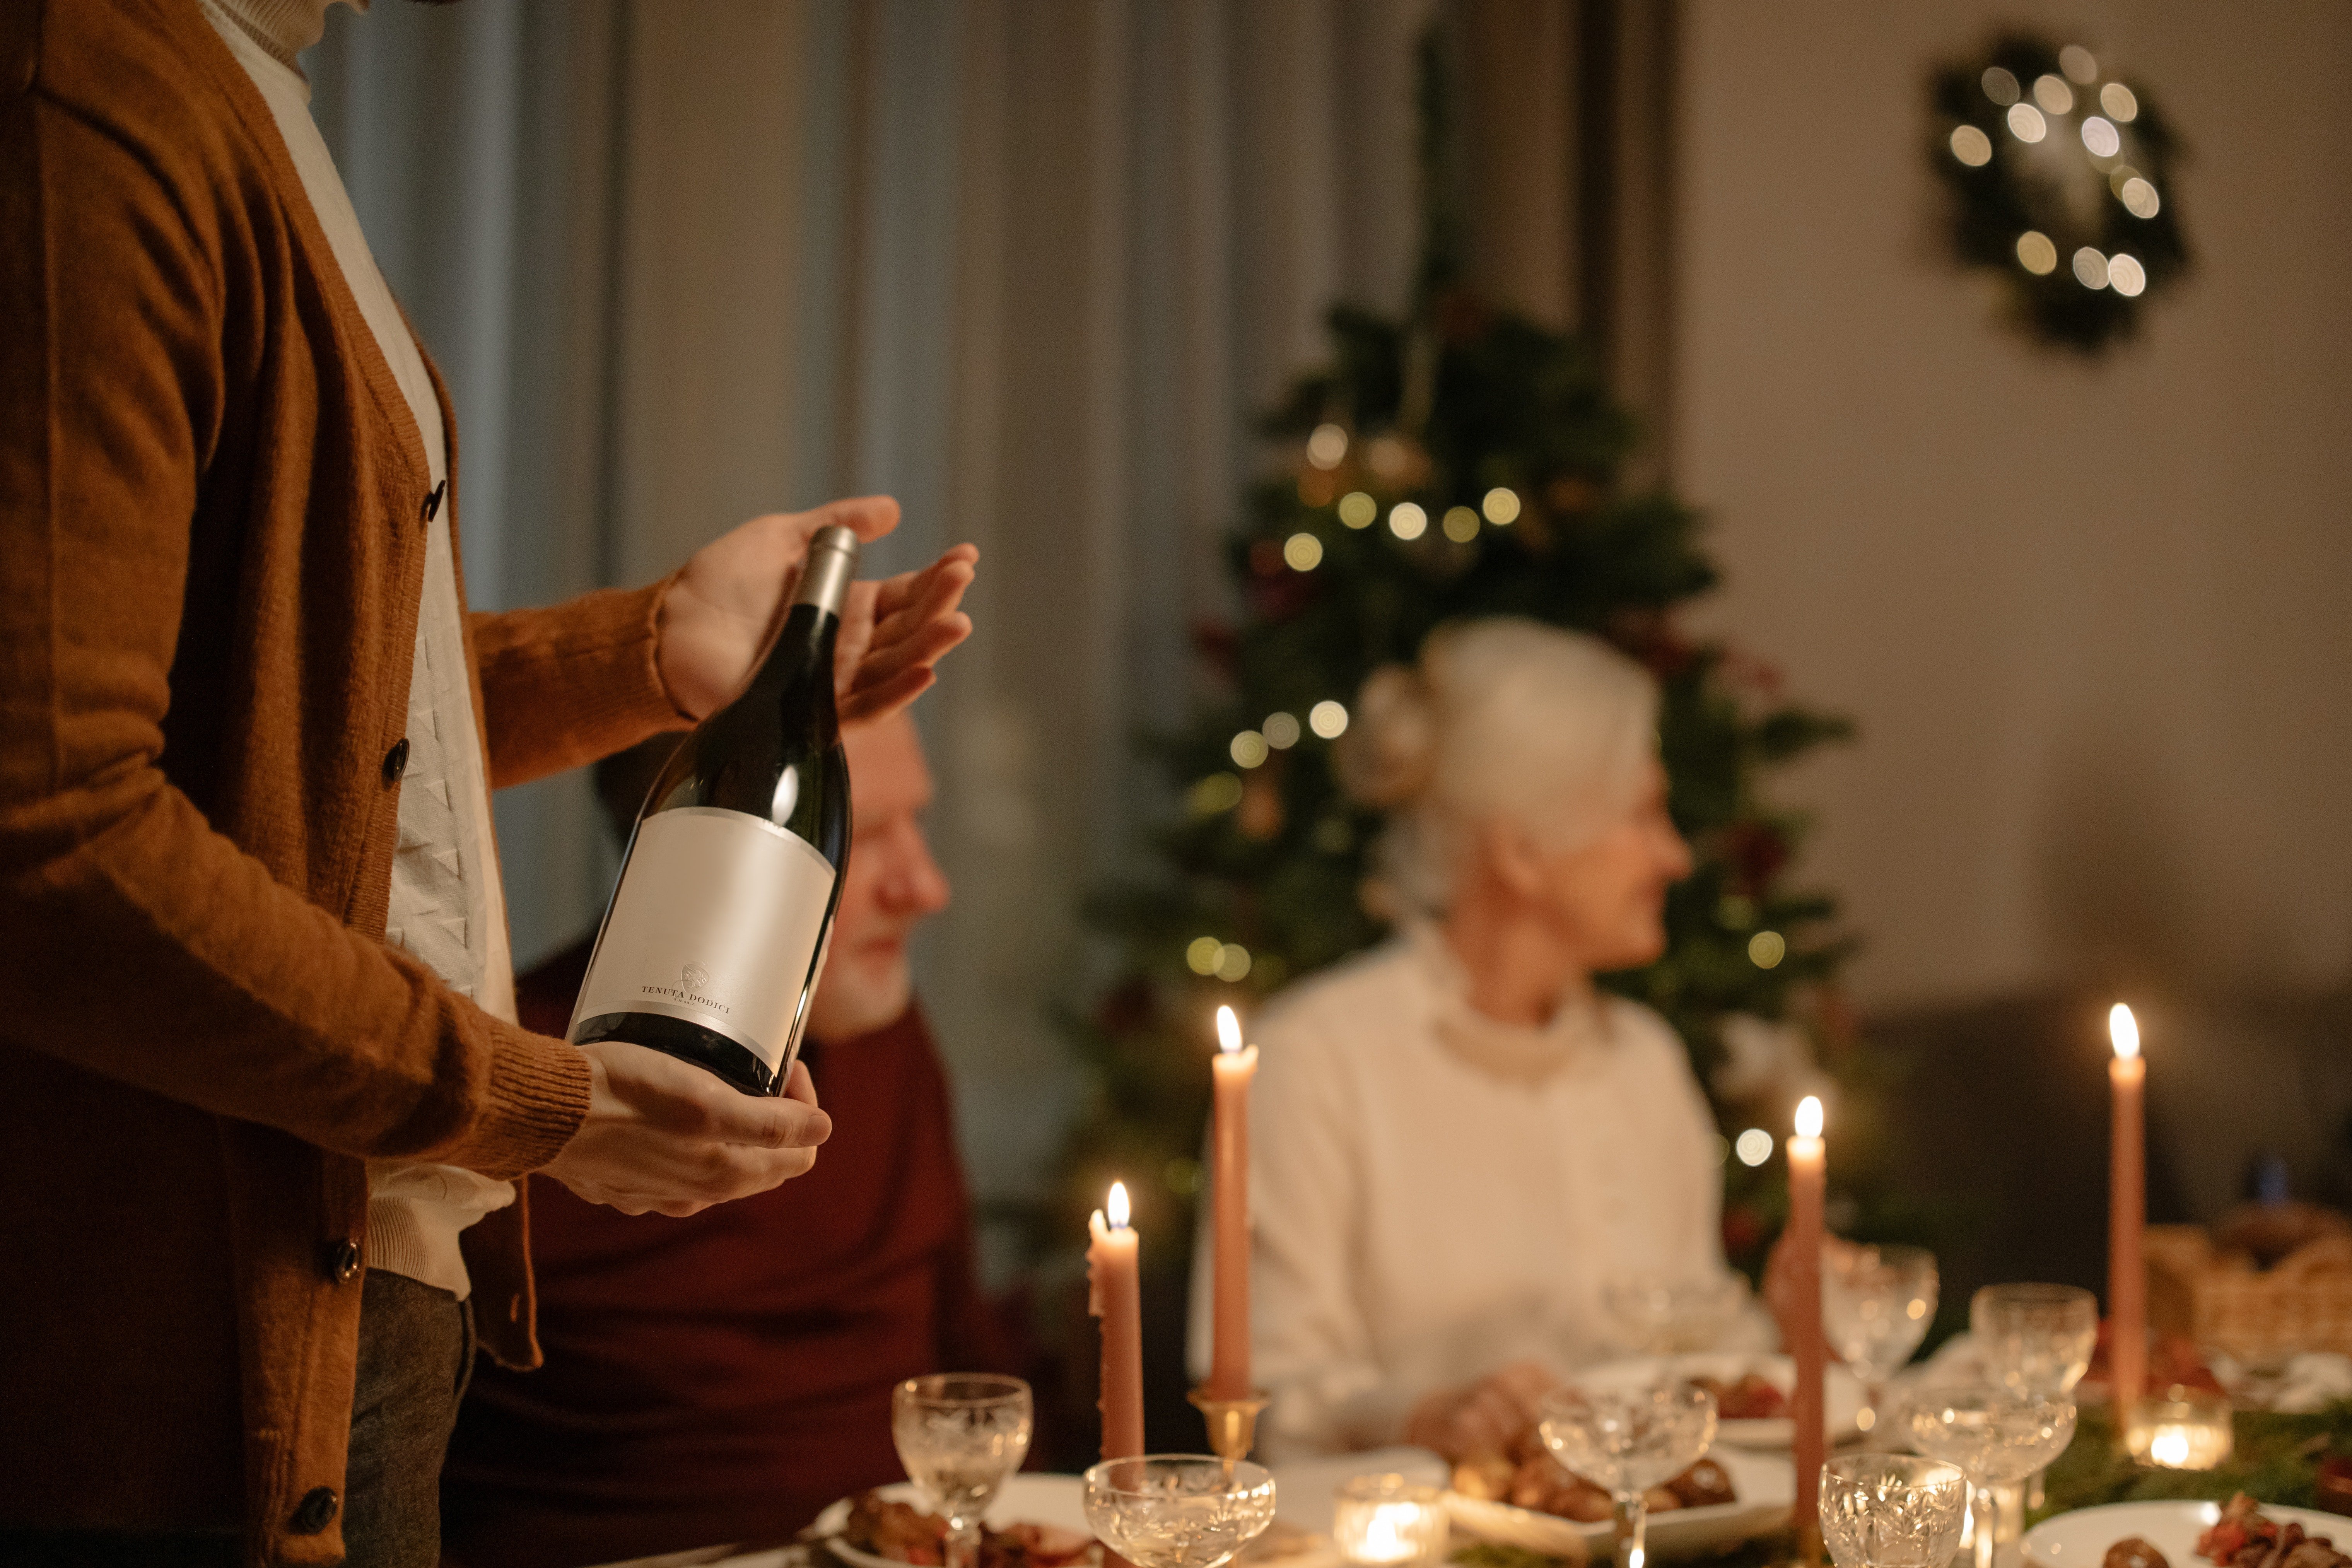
[1931,34,2190,352]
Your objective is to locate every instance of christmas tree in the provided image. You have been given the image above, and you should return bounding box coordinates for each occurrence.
[1037,34,1905,1457]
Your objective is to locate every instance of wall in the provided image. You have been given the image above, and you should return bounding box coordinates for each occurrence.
[1679,0,2352,1016]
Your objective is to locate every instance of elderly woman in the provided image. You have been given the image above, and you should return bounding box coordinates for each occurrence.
[1200,618,1743,1462]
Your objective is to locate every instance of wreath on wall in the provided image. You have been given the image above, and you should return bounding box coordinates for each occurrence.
[1930,33,2190,353]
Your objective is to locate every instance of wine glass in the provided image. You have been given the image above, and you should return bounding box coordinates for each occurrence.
[1819,1455,1970,1568]
[1970,1284,2096,1397]
[1603,1273,1751,1355]
[1537,1381,1719,1568]
[1969,1283,2096,1511]
[1082,1455,1278,1568]
[892,1374,1035,1568]
[1901,1386,2075,1568]
[1823,1244,1939,1440]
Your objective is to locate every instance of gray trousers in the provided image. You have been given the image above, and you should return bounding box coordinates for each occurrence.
[345,1268,475,1568]
[0,1270,473,1567]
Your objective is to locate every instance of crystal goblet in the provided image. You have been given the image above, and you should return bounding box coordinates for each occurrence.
[1969,1282,2096,1510]
[1819,1454,1970,1568]
[1969,1284,2096,1398]
[892,1373,1035,1568]
[1823,1244,1939,1440]
[1603,1272,1751,1356]
[1901,1386,2075,1568]
[1082,1455,1278,1568]
[1537,1381,1719,1568]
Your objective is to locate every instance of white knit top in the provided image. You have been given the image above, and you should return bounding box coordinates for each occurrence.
[200,0,518,1300]
[1193,926,1739,1458]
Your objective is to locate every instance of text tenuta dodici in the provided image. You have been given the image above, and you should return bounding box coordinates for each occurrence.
[639,984,733,1016]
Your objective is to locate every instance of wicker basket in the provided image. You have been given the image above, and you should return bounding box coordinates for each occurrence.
[2147,1223,2352,1361]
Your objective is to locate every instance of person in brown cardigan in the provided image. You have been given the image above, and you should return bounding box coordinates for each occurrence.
[0,1,975,1565]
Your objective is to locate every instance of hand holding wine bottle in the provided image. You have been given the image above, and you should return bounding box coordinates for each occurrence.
[659,494,978,727]
[541,1043,832,1216]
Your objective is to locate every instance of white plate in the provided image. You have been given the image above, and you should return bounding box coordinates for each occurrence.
[1575,1353,1869,1449]
[814,1475,1095,1568]
[2022,1501,2350,1568]
[1446,1445,1794,1559]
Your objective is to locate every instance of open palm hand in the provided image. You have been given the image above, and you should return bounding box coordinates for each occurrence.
[658,495,977,725]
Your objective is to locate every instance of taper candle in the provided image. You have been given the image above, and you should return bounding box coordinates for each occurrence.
[1788,1094,1827,1559]
[1088,1181,1145,1460]
[1208,1004,1258,1400]
[2108,1003,2146,1421]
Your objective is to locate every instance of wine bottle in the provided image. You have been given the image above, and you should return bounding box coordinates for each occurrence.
[567,527,860,1095]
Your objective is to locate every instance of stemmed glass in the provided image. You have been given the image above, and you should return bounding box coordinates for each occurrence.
[1603,1273,1751,1356]
[1082,1455,1278,1568]
[1537,1382,1720,1568]
[1823,1245,1939,1440]
[1970,1283,2096,1511]
[892,1373,1035,1568]
[1819,1455,1971,1568]
[1901,1386,2076,1568]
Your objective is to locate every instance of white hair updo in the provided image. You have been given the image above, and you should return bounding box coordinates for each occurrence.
[1333,617,1660,915]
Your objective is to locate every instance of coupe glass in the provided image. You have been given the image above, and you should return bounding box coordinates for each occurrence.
[1082,1455,1278,1568]
[892,1373,1035,1568]
[1823,1244,1939,1440]
[1603,1273,1751,1355]
[1969,1283,2097,1511]
[1900,1386,2075,1568]
[1537,1381,1720,1568]
[1969,1284,2096,1397]
[1819,1455,1970,1568]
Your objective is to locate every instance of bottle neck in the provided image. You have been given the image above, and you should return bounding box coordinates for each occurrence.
[744,601,839,705]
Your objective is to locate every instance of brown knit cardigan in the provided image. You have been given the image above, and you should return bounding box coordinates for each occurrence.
[0,1,687,1561]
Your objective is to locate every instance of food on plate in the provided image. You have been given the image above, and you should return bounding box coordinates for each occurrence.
[1667,1459,1737,1509]
[1692,1372,1789,1422]
[2104,1537,2171,1568]
[2194,1494,2351,1568]
[840,1491,1097,1568]
[1450,1428,1736,1523]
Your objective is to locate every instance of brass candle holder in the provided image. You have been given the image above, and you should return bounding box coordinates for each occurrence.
[1187,1385,1271,1465]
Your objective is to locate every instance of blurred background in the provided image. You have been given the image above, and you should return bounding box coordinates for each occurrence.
[306,0,2352,1457]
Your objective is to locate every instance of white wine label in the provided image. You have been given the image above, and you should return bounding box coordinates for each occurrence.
[569,806,837,1074]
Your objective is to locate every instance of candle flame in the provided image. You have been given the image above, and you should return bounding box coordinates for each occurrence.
[1795,1095,1824,1139]
[1216,1004,1243,1054]
[1107,1180,1131,1229]
[2110,1003,2140,1060]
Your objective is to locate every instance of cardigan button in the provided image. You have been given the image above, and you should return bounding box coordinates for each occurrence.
[326,1238,362,1284]
[289,1486,339,1535]
[422,479,446,523]
[382,738,410,786]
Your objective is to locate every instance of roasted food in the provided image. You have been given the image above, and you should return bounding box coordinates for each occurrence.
[1693,1373,1789,1422]
[2196,1494,2351,1568]
[2104,1537,2171,1568]
[1666,1459,1737,1509]
[846,1492,948,1564]
[840,1491,1096,1568]
[1450,1423,1735,1525]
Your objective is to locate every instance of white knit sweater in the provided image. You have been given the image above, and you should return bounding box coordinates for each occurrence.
[1192,926,1739,1459]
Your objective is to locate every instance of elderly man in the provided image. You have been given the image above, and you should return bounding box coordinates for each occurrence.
[442,711,989,1568]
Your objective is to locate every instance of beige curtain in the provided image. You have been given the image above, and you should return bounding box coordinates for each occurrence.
[311,0,1677,1213]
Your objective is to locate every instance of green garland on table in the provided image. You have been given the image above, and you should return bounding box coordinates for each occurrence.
[1446,1406,2352,1568]
[2038,1403,2352,1517]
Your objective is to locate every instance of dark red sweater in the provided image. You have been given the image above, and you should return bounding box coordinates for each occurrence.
[441,946,992,1568]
